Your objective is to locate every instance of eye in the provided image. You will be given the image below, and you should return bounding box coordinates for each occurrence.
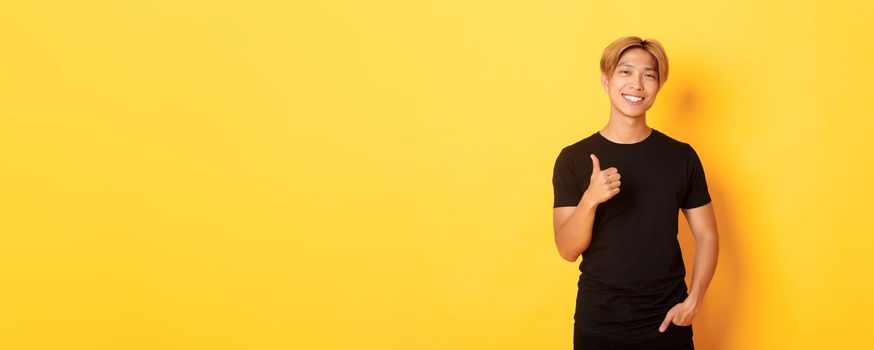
[646,74,656,79]
[620,70,630,74]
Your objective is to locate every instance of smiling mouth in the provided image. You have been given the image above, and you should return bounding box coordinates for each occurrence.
[622,94,644,102]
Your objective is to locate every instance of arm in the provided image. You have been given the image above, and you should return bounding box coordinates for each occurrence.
[552,192,600,262]
[683,201,719,307]
[658,201,719,332]
[552,153,619,262]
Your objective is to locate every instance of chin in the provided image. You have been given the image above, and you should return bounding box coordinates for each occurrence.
[613,105,648,118]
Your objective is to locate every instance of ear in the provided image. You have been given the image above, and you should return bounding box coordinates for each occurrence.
[600,73,609,92]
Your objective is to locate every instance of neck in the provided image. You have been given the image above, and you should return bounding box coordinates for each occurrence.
[600,112,652,144]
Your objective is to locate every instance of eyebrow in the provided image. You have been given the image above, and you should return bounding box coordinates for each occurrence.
[618,63,657,72]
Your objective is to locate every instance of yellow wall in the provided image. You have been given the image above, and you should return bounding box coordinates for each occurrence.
[1,1,872,349]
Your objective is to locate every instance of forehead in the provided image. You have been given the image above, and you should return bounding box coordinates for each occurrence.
[616,48,657,71]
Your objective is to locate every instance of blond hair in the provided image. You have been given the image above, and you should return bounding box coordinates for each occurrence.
[600,36,669,88]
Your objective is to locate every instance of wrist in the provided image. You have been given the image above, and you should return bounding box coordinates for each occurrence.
[686,292,703,308]
[579,192,598,210]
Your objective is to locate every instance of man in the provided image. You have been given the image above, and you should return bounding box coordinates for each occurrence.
[552,36,719,350]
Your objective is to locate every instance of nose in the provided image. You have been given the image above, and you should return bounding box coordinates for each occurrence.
[630,75,644,90]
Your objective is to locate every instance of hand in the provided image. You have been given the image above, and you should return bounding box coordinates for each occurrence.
[658,297,700,332]
[583,154,621,204]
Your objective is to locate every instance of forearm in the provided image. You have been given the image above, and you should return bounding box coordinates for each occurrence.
[687,235,719,307]
[555,192,599,262]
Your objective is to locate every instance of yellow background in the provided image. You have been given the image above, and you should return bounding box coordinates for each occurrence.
[2,0,873,349]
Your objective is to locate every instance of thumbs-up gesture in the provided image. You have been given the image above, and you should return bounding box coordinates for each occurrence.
[584,154,621,204]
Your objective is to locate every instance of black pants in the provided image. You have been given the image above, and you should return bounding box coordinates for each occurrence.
[574,328,695,350]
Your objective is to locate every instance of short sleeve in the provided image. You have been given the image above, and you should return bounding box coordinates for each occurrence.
[681,144,712,209]
[552,148,582,208]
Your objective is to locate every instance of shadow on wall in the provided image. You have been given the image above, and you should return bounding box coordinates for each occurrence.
[664,61,744,350]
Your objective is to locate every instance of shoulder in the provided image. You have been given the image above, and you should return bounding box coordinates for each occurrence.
[554,134,599,172]
[652,129,702,159]
[559,132,600,156]
[654,131,710,176]
[653,129,692,149]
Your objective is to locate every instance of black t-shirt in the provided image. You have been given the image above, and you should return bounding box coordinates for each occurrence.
[552,128,711,344]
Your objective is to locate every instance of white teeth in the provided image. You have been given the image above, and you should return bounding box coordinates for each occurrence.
[623,94,642,102]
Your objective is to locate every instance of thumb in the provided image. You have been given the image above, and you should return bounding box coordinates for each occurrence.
[658,311,674,333]
[590,154,601,174]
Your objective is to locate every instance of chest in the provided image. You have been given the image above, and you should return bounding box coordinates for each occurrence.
[575,148,687,210]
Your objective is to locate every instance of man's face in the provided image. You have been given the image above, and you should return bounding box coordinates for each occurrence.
[600,48,661,118]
